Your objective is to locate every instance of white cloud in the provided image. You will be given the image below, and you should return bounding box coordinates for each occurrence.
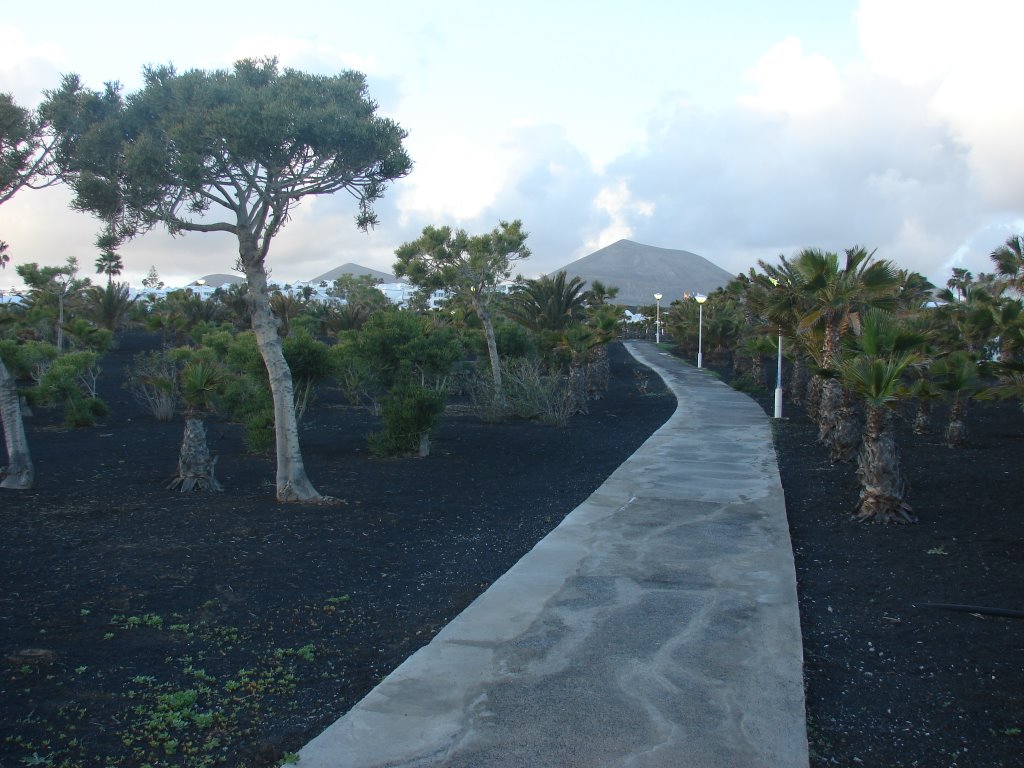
[858,0,1024,209]
[738,37,842,116]
[0,24,65,104]
[396,132,519,224]
[585,180,655,254]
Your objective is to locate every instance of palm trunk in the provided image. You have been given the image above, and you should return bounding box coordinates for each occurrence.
[242,245,322,502]
[805,375,823,423]
[167,417,222,492]
[790,356,805,405]
[0,359,34,490]
[750,353,764,388]
[587,343,610,399]
[912,399,931,435]
[819,378,860,462]
[945,394,969,448]
[568,353,587,414]
[855,405,914,523]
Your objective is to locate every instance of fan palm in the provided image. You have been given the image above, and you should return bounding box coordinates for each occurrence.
[510,271,587,334]
[990,234,1024,293]
[795,246,900,461]
[834,310,926,523]
[167,358,224,492]
[930,352,980,448]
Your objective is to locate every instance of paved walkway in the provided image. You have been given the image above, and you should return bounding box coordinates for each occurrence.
[298,342,809,767]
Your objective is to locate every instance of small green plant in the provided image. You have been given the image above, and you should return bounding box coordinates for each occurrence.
[926,546,949,555]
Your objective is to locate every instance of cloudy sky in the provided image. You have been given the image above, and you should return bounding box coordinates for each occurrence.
[2,0,1022,294]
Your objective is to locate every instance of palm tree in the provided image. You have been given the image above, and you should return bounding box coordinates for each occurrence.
[930,352,980,448]
[85,281,136,331]
[0,240,9,270]
[990,234,1024,293]
[94,249,123,285]
[757,256,812,406]
[585,303,623,397]
[510,271,588,334]
[167,359,224,492]
[555,323,595,414]
[834,310,926,523]
[795,246,901,461]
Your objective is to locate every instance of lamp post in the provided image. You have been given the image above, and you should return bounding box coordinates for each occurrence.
[768,277,783,419]
[654,293,662,344]
[774,327,784,418]
[695,294,707,368]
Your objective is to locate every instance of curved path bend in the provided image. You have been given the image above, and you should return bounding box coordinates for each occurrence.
[299,342,809,767]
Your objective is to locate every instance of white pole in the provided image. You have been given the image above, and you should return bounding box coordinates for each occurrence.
[697,301,704,369]
[654,293,662,345]
[774,328,783,419]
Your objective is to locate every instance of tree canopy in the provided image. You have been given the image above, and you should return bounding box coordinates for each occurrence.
[42,57,413,502]
[0,92,58,208]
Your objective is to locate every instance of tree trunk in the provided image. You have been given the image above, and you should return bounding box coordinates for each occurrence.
[805,374,823,423]
[418,432,430,458]
[568,353,587,414]
[167,417,222,492]
[0,359,34,490]
[945,394,969,448]
[587,343,610,399]
[819,378,860,462]
[790,356,805,405]
[242,247,323,503]
[912,399,931,435]
[475,298,502,396]
[750,353,764,388]
[855,405,914,523]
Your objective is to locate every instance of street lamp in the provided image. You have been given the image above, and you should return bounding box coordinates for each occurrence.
[654,293,663,344]
[775,327,784,419]
[768,277,783,419]
[695,294,707,368]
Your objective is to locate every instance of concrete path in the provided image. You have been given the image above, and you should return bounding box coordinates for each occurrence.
[298,342,809,767]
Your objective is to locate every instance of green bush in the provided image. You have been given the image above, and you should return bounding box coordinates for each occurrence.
[369,377,446,457]
[125,350,179,421]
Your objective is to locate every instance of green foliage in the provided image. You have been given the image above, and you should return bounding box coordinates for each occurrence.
[327,274,391,319]
[35,350,107,426]
[282,331,332,421]
[509,271,587,334]
[368,374,446,457]
[470,357,573,426]
[0,92,57,206]
[44,57,412,237]
[85,280,136,331]
[125,350,179,421]
[351,311,460,456]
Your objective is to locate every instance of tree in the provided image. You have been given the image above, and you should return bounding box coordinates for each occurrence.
[168,356,224,492]
[394,220,529,402]
[85,281,135,331]
[141,266,164,292]
[795,246,900,461]
[0,92,57,207]
[0,241,9,271]
[0,261,33,488]
[991,234,1024,293]
[511,271,588,335]
[44,58,412,502]
[94,247,123,285]
[834,310,926,523]
[15,257,90,352]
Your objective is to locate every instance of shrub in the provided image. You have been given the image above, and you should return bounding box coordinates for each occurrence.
[368,377,446,457]
[469,357,572,426]
[125,350,179,421]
